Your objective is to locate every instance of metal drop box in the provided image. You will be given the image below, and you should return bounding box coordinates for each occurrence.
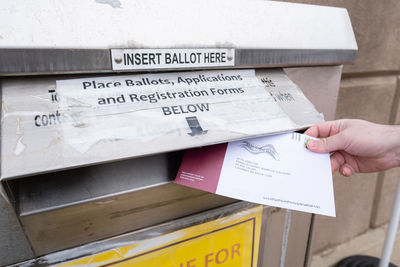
[0,1,357,266]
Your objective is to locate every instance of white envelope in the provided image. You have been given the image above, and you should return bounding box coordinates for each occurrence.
[175,132,336,217]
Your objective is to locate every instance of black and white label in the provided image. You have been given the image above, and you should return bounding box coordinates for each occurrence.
[111,48,235,70]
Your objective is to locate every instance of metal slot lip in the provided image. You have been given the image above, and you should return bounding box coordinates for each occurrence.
[18,181,183,217]
[0,48,111,76]
[0,48,357,76]
[18,179,236,255]
[16,153,182,216]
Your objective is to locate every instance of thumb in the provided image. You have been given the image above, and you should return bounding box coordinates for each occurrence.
[306,134,345,153]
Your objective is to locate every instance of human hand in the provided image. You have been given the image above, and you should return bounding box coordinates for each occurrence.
[305,119,400,176]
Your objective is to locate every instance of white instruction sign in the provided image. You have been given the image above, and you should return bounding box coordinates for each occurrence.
[1,69,324,179]
[56,69,293,152]
[111,48,235,70]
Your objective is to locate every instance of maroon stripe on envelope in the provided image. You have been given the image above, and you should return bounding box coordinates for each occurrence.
[175,143,228,194]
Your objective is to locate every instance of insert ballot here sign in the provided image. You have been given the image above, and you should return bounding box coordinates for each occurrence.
[111,48,235,70]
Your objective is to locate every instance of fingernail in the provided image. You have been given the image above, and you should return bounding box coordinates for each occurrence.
[307,140,318,149]
[341,166,352,177]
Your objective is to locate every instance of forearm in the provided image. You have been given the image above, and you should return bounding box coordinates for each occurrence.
[385,124,400,169]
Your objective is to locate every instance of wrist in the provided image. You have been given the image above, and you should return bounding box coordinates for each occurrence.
[388,124,400,168]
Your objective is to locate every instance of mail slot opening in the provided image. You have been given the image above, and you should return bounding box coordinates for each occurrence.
[5,151,182,214]
[3,150,241,255]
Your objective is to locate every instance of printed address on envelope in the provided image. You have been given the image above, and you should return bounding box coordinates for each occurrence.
[175,132,336,217]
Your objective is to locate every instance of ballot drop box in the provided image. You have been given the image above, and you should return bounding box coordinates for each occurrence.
[0,1,357,266]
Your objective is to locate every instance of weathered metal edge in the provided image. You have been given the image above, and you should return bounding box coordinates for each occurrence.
[0,48,357,76]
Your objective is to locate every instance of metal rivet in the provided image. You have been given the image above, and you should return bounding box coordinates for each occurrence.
[114,57,122,64]
[227,55,233,61]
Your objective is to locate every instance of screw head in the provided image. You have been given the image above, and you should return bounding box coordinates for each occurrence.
[114,57,123,64]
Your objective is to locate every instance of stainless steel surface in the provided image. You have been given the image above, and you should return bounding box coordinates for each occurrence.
[0,184,33,266]
[18,153,179,215]
[284,65,343,121]
[16,153,236,255]
[379,177,400,267]
[0,49,111,76]
[0,1,358,76]
[304,214,316,267]
[0,1,357,50]
[20,184,235,256]
[236,49,356,67]
[0,48,356,76]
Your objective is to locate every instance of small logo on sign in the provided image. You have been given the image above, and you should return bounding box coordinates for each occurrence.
[240,141,279,160]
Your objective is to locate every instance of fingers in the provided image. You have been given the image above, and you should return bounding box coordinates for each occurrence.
[307,134,346,153]
[304,125,319,137]
[305,120,346,153]
[306,120,360,177]
[330,151,358,177]
[340,164,355,177]
[304,120,343,138]
[330,152,345,173]
[338,151,359,176]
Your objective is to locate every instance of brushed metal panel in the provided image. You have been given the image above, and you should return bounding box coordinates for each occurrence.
[1,1,357,51]
[18,153,180,215]
[20,184,236,256]
[0,48,356,76]
[17,153,236,255]
[284,65,343,121]
[0,184,33,266]
[0,49,111,76]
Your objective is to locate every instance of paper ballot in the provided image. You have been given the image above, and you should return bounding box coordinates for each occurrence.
[175,132,336,217]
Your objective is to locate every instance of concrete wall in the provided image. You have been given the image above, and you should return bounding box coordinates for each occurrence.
[279,0,400,254]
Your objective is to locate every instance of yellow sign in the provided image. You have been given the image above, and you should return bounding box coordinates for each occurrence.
[58,206,262,267]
